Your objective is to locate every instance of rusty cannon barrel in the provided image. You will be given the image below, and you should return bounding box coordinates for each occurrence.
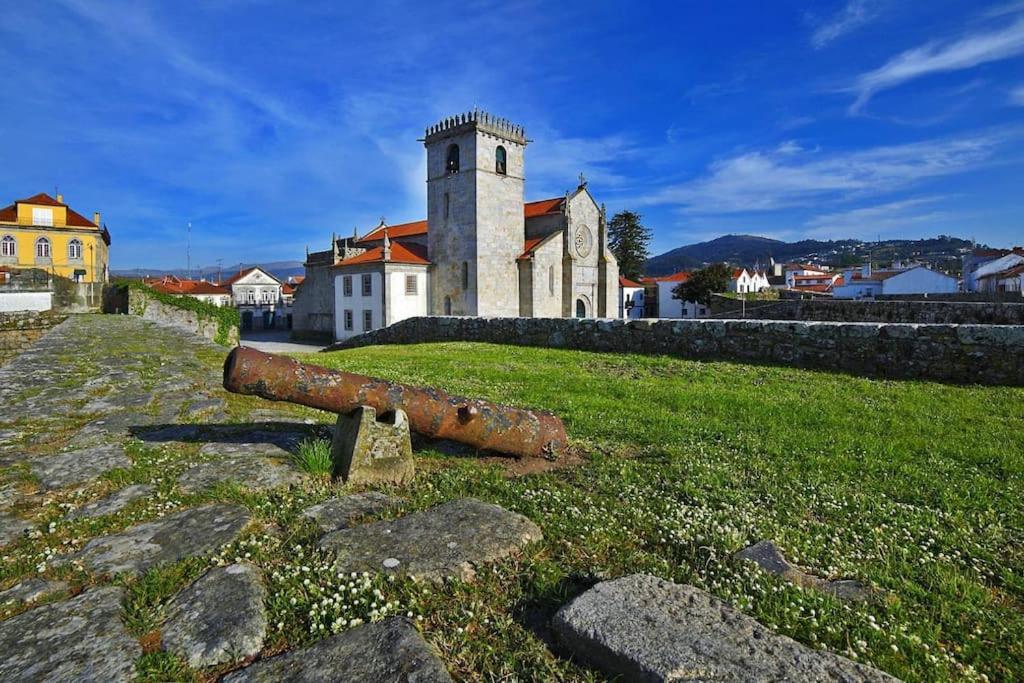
[223,346,568,459]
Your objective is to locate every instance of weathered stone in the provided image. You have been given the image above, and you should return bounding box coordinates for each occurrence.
[0,586,139,682]
[0,511,33,546]
[198,431,306,459]
[162,563,267,669]
[0,578,69,607]
[64,504,250,576]
[553,574,897,682]
[319,498,542,582]
[735,540,877,602]
[333,406,415,486]
[222,617,452,682]
[66,484,154,520]
[177,455,303,493]
[29,444,131,490]
[301,492,402,532]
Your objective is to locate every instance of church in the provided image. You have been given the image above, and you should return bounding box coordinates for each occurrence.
[292,110,619,341]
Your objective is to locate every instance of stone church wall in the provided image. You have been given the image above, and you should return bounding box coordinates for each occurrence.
[326,315,1024,386]
[291,262,335,341]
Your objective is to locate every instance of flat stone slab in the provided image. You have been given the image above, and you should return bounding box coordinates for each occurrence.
[0,586,140,682]
[162,563,268,669]
[553,574,897,683]
[63,504,250,576]
[177,455,303,493]
[319,498,542,582]
[198,431,306,458]
[67,484,154,520]
[29,444,131,490]
[0,512,33,547]
[736,540,877,602]
[301,492,402,532]
[0,578,69,608]
[222,617,452,682]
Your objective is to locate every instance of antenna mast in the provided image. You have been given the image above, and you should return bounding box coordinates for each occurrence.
[186,222,192,279]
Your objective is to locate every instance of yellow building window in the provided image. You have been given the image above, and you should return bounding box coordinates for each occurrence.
[35,237,51,259]
[32,208,53,226]
[0,235,15,257]
[68,239,83,260]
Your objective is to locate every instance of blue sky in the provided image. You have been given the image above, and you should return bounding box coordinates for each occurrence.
[1,0,1023,270]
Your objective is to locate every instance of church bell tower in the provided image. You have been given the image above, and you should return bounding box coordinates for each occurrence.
[423,110,527,316]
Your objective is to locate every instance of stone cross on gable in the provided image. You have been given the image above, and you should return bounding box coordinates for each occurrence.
[578,172,587,189]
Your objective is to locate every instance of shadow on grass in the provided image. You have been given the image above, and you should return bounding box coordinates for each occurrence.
[128,422,331,453]
[511,571,599,653]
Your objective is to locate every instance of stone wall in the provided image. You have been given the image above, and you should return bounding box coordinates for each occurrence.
[126,287,240,346]
[710,298,1024,325]
[326,316,1024,386]
[0,311,67,365]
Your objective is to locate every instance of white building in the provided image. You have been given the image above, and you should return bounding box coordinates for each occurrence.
[962,248,1024,292]
[223,266,287,330]
[619,276,645,319]
[971,253,1024,293]
[833,264,958,299]
[784,263,827,288]
[643,272,709,318]
[727,268,769,294]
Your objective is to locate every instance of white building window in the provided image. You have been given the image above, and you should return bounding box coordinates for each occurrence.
[0,235,15,257]
[361,274,372,296]
[68,238,83,260]
[35,237,51,259]
[363,309,373,331]
[405,274,417,295]
[343,275,352,297]
[344,309,353,330]
[247,290,255,303]
[32,208,53,226]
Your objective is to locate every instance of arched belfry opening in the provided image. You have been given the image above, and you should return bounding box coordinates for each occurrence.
[446,144,460,174]
[495,145,507,175]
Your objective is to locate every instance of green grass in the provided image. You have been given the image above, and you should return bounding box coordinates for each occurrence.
[291,438,334,478]
[286,342,1024,682]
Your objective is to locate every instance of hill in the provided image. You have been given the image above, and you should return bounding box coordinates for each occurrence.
[112,260,305,282]
[645,234,977,276]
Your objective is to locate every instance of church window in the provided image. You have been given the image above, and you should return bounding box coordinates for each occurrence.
[495,146,507,175]
[548,265,554,295]
[68,239,83,260]
[405,274,418,295]
[35,237,51,259]
[575,298,587,318]
[342,275,352,297]
[1,235,15,257]
[461,261,469,290]
[361,274,372,296]
[443,296,452,315]
[446,144,460,174]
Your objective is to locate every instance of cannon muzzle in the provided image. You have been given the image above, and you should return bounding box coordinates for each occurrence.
[223,346,568,459]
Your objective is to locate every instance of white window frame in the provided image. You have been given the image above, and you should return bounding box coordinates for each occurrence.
[0,235,15,257]
[68,238,83,260]
[32,208,53,226]
[343,275,353,297]
[344,309,353,331]
[35,237,51,259]
[361,274,372,296]
[363,309,373,331]
[404,274,417,296]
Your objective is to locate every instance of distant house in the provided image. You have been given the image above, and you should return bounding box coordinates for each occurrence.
[833,264,958,299]
[727,268,769,294]
[619,275,645,319]
[222,266,288,330]
[641,272,709,318]
[975,263,1024,295]
[784,263,827,288]
[790,272,842,294]
[145,275,232,307]
[963,248,1024,292]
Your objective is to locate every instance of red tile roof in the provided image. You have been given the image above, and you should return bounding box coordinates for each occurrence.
[356,198,564,244]
[188,281,230,295]
[145,276,229,296]
[517,231,562,261]
[334,241,430,267]
[619,276,644,288]
[0,193,99,228]
[643,271,690,284]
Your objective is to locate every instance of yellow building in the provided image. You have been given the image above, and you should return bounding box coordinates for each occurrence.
[0,192,111,283]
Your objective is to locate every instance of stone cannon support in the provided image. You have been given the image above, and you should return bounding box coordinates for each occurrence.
[222,346,568,459]
[333,406,415,485]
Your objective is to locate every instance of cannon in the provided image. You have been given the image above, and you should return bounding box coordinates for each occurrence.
[223,346,568,460]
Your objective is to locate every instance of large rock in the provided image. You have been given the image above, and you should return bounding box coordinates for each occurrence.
[177,455,303,494]
[0,586,140,682]
[735,540,876,602]
[222,617,451,682]
[64,504,250,576]
[29,444,131,490]
[0,578,69,608]
[162,563,267,668]
[301,492,402,532]
[552,574,898,683]
[67,484,154,520]
[0,511,33,546]
[319,498,542,582]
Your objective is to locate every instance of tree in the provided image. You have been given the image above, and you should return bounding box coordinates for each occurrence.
[607,210,652,281]
[672,263,731,306]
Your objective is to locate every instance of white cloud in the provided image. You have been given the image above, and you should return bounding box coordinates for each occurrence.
[637,133,1000,214]
[1011,85,1024,105]
[810,0,881,49]
[849,17,1024,113]
[803,196,948,239]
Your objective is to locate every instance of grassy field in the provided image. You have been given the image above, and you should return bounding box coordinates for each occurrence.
[289,342,1024,682]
